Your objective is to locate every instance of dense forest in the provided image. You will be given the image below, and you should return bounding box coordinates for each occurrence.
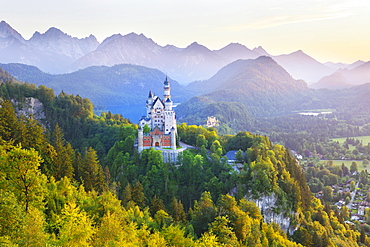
[0,71,369,246]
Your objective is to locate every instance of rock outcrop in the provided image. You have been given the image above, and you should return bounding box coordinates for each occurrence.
[253,193,299,235]
[12,97,45,122]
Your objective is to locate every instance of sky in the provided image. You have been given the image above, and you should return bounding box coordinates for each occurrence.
[2,0,370,63]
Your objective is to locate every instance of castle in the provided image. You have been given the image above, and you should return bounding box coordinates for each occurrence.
[137,77,179,161]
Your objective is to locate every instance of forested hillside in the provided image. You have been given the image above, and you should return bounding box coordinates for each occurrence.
[0,76,367,246]
[182,56,313,118]
[0,63,191,113]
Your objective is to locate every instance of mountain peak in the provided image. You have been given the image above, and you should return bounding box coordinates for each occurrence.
[280,50,316,62]
[219,42,251,51]
[124,32,141,38]
[0,20,25,42]
[100,34,123,46]
[30,27,71,42]
[255,55,275,63]
[83,34,98,43]
[252,46,269,56]
[189,41,200,46]
[44,27,68,37]
[292,50,305,56]
[225,42,243,47]
[186,41,209,51]
[122,32,154,43]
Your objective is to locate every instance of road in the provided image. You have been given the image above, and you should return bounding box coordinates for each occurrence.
[347,180,360,209]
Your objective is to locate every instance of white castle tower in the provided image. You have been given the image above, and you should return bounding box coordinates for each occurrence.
[138,77,178,154]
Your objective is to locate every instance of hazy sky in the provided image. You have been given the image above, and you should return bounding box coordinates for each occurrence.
[3,0,370,63]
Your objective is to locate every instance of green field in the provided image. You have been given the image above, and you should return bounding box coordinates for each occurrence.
[321,160,369,172]
[331,135,370,145]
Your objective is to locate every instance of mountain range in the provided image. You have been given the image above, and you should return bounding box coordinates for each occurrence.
[2,55,370,132]
[2,20,368,86]
[0,21,99,74]
[311,61,370,89]
[0,56,318,122]
[0,62,190,120]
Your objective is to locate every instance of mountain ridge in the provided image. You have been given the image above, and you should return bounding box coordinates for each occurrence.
[312,61,370,89]
[0,62,190,120]
[0,20,99,74]
[178,56,313,121]
[0,20,351,85]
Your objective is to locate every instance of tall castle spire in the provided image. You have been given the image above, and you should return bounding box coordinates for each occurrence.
[163,76,171,101]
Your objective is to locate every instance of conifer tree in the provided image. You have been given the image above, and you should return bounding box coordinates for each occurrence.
[150,195,166,217]
[191,191,217,236]
[80,147,107,192]
[132,181,145,208]
[122,183,133,207]
[170,198,186,224]
[51,124,74,180]
[0,100,18,141]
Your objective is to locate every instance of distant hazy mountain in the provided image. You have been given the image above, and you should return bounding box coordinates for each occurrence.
[324,60,365,70]
[0,20,25,43]
[348,61,370,84]
[187,56,308,94]
[180,56,314,118]
[29,27,99,61]
[310,71,351,89]
[347,60,365,70]
[72,33,161,69]
[0,63,190,120]
[324,62,349,70]
[0,21,99,74]
[72,34,230,84]
[214,43,260,65]
[0,20,363,86]
[312,61,370,89]
[272,50,335,84]
[253,46,270,56]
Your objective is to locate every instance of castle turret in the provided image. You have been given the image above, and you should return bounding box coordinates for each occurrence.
[163,76,171,101]
[165,97,173,111]
[171,127,176,150]
[138,126,144,152]
[146,90,154,115]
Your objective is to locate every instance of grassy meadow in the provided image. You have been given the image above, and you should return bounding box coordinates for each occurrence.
[331,135,370,145]
[321,160,369,172]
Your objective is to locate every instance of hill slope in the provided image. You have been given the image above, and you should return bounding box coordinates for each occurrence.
[312,61,370,89]
[0,63,191,120]
[181,56,313,119]
[272,50,334,83]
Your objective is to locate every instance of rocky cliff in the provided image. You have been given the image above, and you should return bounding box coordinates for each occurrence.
[253,193,299,235]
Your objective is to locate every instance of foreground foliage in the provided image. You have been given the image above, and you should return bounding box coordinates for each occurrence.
[0,79,368,246]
